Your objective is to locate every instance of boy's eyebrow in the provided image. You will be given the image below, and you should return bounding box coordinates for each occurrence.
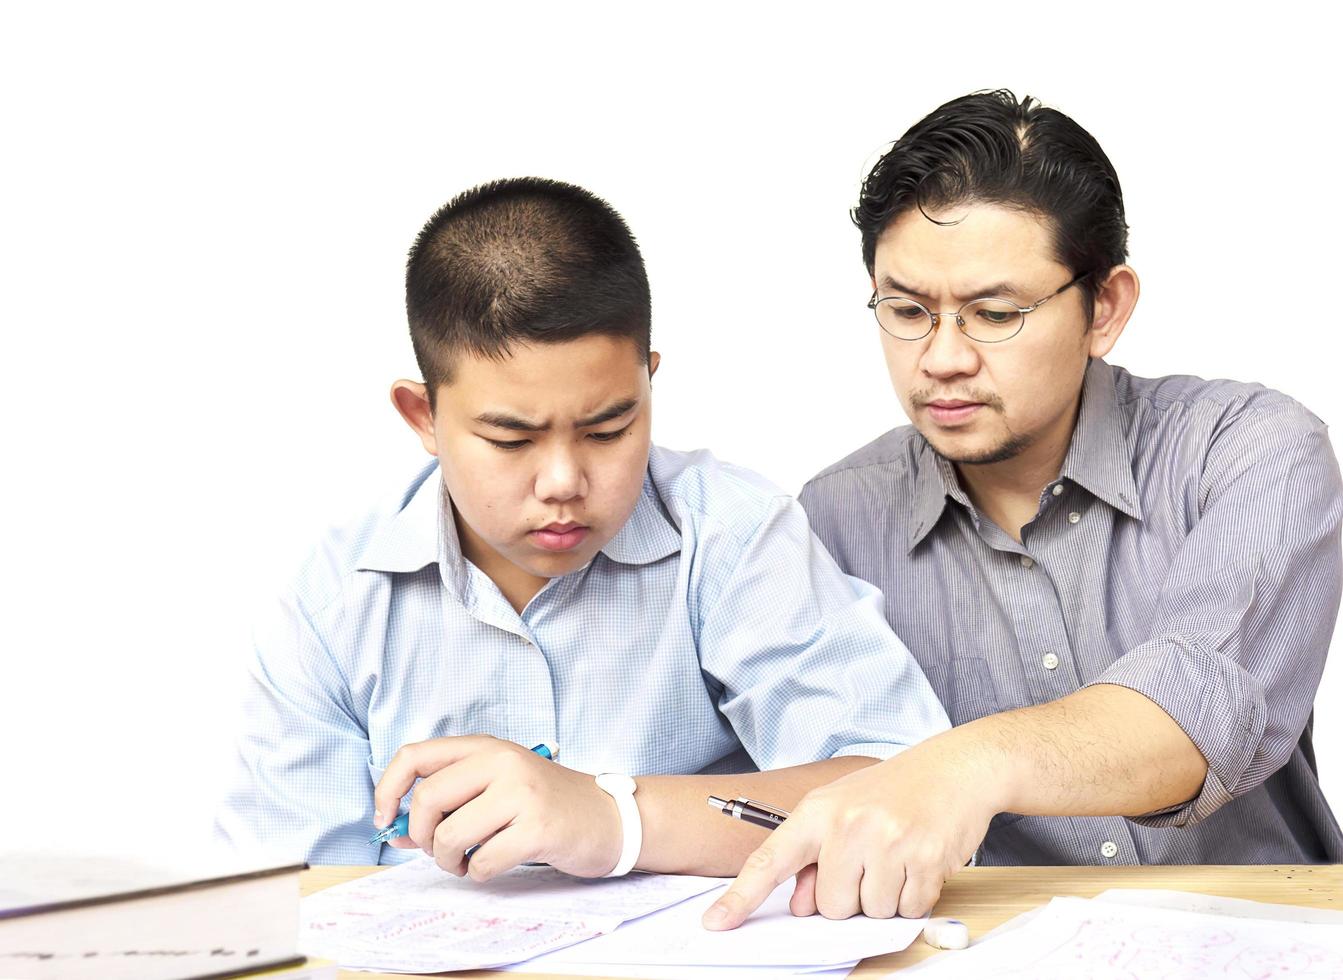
[575,397,639,428]
[474,397,641,432]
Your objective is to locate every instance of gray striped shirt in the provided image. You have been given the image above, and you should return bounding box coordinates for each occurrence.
[800,358,1343,865]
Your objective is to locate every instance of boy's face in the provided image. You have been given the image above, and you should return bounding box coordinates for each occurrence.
[396,335,657,596]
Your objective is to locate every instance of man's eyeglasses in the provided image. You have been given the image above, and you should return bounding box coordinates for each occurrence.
[866,271,1092,343]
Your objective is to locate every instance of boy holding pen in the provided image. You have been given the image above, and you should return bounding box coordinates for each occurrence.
[215,177,949,879]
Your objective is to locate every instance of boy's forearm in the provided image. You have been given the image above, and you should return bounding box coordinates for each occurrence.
[633,756,878,875]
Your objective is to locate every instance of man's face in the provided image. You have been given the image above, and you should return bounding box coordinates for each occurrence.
[872,203,1098,466]
[425,335,655,584]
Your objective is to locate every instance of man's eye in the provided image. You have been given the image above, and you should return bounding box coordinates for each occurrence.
[588,425,631,443]
[486,438,530,451]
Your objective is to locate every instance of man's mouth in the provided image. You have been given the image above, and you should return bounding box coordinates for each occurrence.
[923,400,984,425]
[529,523,590,552]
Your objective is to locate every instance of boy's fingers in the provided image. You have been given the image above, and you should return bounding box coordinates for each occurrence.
[372,735,495,826]
[405,755,500,849]
[462,826,536,884]
[701,828,817,931]
[430,791,515,873]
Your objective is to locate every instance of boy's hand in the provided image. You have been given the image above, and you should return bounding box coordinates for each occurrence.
[701,739,998,929]
[372,735,624,880]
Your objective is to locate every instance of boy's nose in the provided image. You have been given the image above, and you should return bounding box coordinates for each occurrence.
[535,451,587,502]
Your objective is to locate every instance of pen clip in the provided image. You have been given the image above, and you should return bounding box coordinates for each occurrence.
[739,798,791,820]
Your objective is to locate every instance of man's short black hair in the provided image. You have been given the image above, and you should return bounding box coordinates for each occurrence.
[406,177,651,401]
[853,90,1129,315]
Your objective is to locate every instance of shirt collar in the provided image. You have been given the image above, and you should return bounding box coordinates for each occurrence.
[908,443,970,554]
[355,462,681,587]
[906,357,1142,552]
[1058,358,1144,521]
[598,470,683,566]
[355,464,464,590]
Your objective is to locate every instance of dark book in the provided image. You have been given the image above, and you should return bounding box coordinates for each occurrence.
[0,853,309,980]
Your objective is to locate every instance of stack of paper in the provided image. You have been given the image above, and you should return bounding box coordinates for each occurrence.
[300,859,725,972]
[510,878,926,979]
[300,857,927,976]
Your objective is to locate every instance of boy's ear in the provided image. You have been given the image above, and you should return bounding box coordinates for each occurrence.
[390,380,439,456]
[648,350,661,381]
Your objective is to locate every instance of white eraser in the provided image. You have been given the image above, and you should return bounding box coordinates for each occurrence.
[922,916,970,950]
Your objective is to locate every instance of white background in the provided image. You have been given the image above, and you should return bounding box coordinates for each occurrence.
[3,3,1340,859]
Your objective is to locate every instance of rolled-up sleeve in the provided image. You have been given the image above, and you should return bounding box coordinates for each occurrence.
[695,493,950,770]
[1086,414,1343,828]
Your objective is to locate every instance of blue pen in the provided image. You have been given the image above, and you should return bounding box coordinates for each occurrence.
[367,741,558,845]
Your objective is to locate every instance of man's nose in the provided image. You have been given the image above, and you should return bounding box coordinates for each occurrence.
[919,313,980,379]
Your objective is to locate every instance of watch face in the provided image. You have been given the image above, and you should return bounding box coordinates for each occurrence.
[597,772,636,795]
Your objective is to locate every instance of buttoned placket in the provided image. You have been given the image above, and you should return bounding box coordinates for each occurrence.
[460,564,561,752]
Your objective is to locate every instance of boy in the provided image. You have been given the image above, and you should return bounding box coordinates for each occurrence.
[215,178,948,878]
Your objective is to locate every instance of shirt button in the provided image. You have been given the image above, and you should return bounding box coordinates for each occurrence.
[1020,555,1035,569]
[1042,652,1060,670]
[1100,841,1119,859]
[1051,484,1064,496]
[1067,512,1081,524]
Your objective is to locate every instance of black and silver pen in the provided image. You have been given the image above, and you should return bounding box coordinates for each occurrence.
[706,795,790,830]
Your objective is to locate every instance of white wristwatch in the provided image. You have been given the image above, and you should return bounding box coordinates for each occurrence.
[594,772,642,877]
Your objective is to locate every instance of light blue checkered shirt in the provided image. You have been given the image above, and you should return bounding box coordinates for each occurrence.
[215,446,950,865]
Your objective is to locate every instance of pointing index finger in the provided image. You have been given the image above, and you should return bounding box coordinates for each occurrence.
[701,824,818,931]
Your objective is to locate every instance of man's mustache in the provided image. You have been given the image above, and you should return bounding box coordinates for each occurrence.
[910,388,1006,412]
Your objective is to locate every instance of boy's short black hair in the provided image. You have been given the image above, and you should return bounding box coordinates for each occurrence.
[853,90,1129,317]
[405,177,651,403]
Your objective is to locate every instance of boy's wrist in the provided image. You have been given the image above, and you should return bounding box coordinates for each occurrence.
[594,772,642,876]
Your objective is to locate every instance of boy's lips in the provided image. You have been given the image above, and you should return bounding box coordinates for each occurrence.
[530,523,590,552]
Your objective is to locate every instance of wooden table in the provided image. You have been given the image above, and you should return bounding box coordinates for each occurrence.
[303,864,1342,979]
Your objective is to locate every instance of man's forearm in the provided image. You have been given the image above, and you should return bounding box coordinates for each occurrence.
[951,683,1208,819]
[634,756,877,875]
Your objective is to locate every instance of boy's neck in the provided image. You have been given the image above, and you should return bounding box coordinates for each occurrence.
[453,507,548,614]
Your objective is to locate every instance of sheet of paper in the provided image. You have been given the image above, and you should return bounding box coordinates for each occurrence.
[503,961,856,979]
[519,880,924,968]
[886,895,1343,979]
[1093,887,1343,924]
[299,858,724,973]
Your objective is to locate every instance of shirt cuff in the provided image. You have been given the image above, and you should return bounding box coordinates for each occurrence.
[830,742,911,763]
[1084,635,1266,828]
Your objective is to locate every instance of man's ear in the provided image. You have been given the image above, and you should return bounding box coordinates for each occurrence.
[1087,265,1140,360]
[648,350,661,381]
[390,380,439,456]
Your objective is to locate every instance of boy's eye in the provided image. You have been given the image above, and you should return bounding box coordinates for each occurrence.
[588,425,631,443]
[486,438,530,451]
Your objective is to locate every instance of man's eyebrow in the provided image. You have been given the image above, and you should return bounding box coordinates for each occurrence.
[473,397,640,432]
[876,275,1029,302]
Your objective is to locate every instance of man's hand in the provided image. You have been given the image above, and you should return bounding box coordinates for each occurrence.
[372,735,623,881]
[701,738,1000,930]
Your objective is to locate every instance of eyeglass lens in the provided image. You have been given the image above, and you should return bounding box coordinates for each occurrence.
[874,297,1024,342]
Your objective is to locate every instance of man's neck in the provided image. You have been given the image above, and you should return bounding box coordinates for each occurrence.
[954,401,1080,543]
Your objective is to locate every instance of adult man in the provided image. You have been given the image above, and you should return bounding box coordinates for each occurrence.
[705,90,1342,929]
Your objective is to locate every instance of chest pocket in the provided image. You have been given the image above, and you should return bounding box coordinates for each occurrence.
[924,657,1000,727]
